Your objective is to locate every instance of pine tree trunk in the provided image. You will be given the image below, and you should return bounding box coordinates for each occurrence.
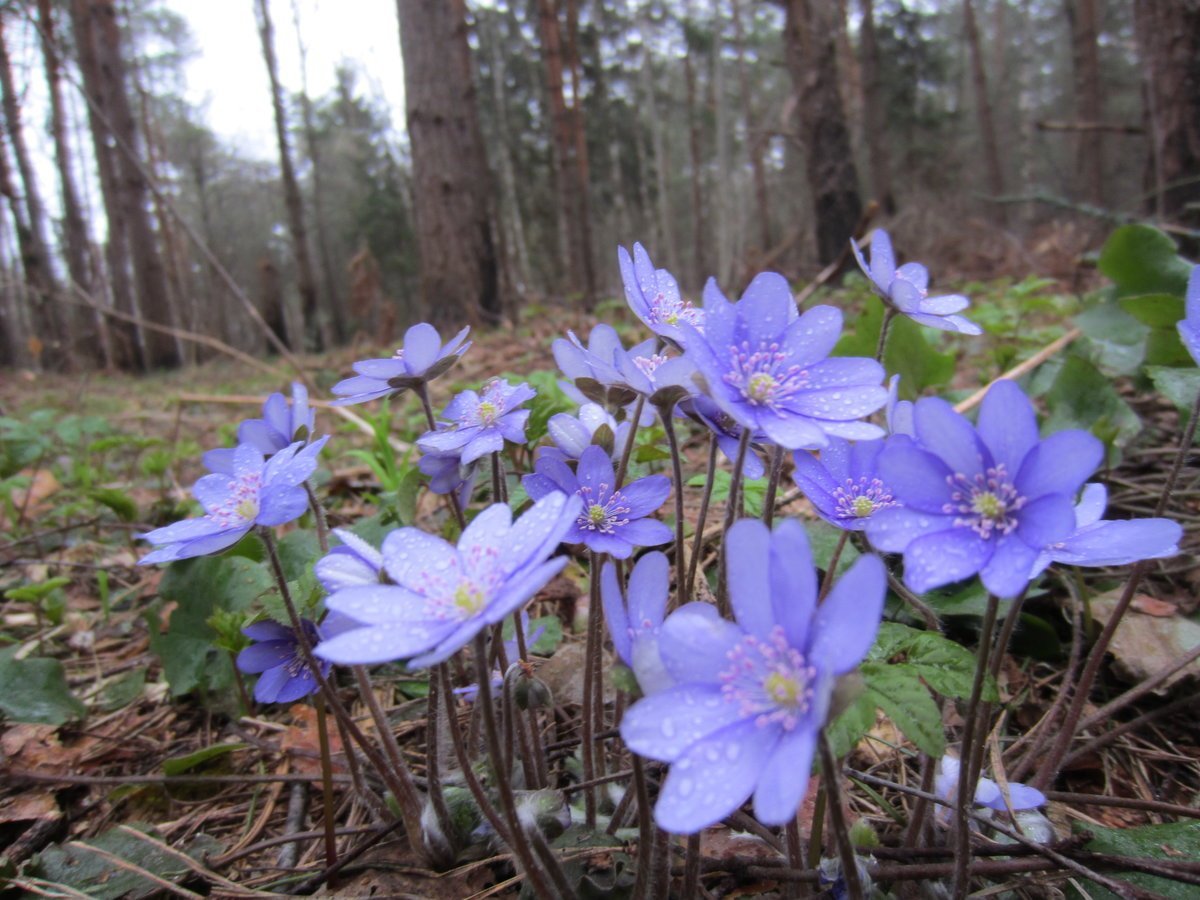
[563,0,597,309]
[963,0,1005,199]
[732,0,772,254]
[682,6,707,290]
[255,0,322,350]
[396,0,499,327]
[1064,0,1104,207]
[858,0,895,214]
[783,0,863,266]
[1133,0,1200,226]
[487,24,532,292]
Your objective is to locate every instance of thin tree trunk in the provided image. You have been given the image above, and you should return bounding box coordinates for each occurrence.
[641,41,677,270]
[732,0,772,253]
[712,18,733,287]
[1132,0,1200,226]
[396,0,499,327]
[255,0,322,350]
[858,0,895,214]
[963,0,1005,199]
[563,0,597,310]
[487,22,531,292]
[682,5,706,290]
[1064,0,1104,206]
[0,13,65,368]
[291,0,343,345]
[783,0,863,266]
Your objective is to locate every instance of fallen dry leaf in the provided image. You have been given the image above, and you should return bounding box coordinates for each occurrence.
[1131,595,1178,617]
[1091,593,1200,689]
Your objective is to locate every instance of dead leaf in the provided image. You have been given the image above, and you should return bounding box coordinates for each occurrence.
[278,705,346,775]
[1131,595,1178,617]
[1091,593,1200,689]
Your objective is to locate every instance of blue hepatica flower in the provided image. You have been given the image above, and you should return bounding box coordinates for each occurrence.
[554,323,696,409]
[621,518,886,833]
[853,229,982,335]
[315,493,581,668]
[681,273,887,450]
[331,322,471,406]
[601,551,672,694]
[315,528,385,593]
[866,380,1102,598]
[139,438,328,565]
[523,444,671,559]
[238,618,324,704]
[934,755,1045,826]
[416,424,482,507]
[1177,265,1200,366]
[618,242,703,347]
[417,379,534,465]
[204,383,317,473]
[544,403,632,464]
[679,395,768,479]
[792,437,896,532]
[1029,483,1181,579]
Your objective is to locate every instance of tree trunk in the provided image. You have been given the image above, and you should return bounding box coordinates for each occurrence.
[858,0,895,214]
[732,0,772,253]
[963,0,1005,200]
[682,6,706,290]
[255,0,322,350]
[1064,0,1104,207]
[641,42,678,271]
[487,21,532,293]
[73,0,178,369]
[563,0,597,309]
[396,0,499,327]
[1133,0,1200,226]
[0,13,66,368]
[783,0,863,266]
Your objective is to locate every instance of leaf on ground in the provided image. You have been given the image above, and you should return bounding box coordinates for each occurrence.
[279,704,346,775]
[162,742,247,776]
[860,661,946,757]
[1071,820,1200,900]
[1090,592,1200,689]
[0,649,86,725]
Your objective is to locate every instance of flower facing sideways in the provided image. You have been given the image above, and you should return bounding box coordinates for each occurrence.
[601,551,672,695]
[621,518,886,833]
[618,242,703,347]
[792,437,896,532]
[933,755,1046,827]
[138,438,328,565]
[315,493,581,669]
[331,322,471,406]
[315,528,385,593]
[203,382,317,473]
[417,379,535,465]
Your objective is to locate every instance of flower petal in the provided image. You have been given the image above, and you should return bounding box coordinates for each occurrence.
[865,507,955,553]
[659,602,743,684]
[726,518,774,638]
[980,534,1038,599]
[313,620,457,665]
[752,721,818,826]
[809,554,886,674]
[902,528,992,594]
[768,519,817,649]
[620,684,743,762]
[237,640,294,674]
[1015,430,1103,499]
[914,398,986,479]
[977,380,1038,475]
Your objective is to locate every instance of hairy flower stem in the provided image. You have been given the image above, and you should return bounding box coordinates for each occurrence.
[414,382,466,530]
[314,697,339,868]
[490,452,508,504]
[685,434,719,600]
[989,589,1029,679]
[717,430,753,617]
[424,667,456,856]
[785,819,805,900]
[630,755,654,898]
[875,307,898,363]
[682,833,702,899]
[886,571,943,632]
[305,481,329,553]
[581,551,607,828]
[902,753,937,851]
[658,405,687,606]
[615,395,646,488]
[818,531,850,602]
[472,635,573,900]
[952,592,1001,900]
[806,785,826,870]
[819,733,864,900]
[258,528,427,860]
[1035,386,1200,792]
[762,445,786,527]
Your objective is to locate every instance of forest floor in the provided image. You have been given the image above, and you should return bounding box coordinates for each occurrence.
[1,273,1198,898]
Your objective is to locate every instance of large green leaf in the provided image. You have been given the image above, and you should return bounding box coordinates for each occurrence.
[1146,365,1200,422]
[1070,821,1200,899]
[1043,354,1141,462]
[860,661,945,757]
[1118,293,1186,328]
[1098,225,1192,298]
[0,648,86,724]
[834,295,955,397]
[868,622,997,701]
[1075,300,1149,376]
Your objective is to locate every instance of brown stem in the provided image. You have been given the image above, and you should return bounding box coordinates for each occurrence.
[762,444,786,527]
[615,395,646,489]
[818,733,863,900]
[717,429,753,617]
[685,434,719,601]
[659,405,687,605]
[314,697,339,869]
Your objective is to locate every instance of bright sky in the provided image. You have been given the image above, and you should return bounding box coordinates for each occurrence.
[170,0,408,159]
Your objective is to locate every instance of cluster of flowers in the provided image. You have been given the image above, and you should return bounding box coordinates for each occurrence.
[139,230,1192,839]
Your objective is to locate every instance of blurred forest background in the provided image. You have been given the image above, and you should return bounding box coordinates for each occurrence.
[0,0,1196,372]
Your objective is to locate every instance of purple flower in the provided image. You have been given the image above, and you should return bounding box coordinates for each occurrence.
[618,243,703,347]
[866,380,1102,598]
[621,518,886,833]
[203,383,317,473]
[523,444,671,559]
[792,437,897,531]
[601,551,672,694]
[852,230,982,335]
[416,379,534,465]
[138,438,329,565]
[1177,265,1200,366]
[331,323,471,406]
[1029,483,1181,578]
[314,493,581,668]
[681,273,887,450]
[237,618,329,704]
[315,528,385,593]
[934,755,1045,825]
[553,324,696,409]
[885,375,914,437]
[416,424,482,507]
[545,403,631,462]
[678,396,767,479]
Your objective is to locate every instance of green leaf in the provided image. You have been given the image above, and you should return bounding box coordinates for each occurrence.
[824,691,876,759]
[634,445,672,463]
[1146,365,1200,421]
[1070,821,1200,899]
[835,295,955,396]
[163,742,246,776]
[685,470,767,517]
[860,661,945,757]
[528,615,564,655]
[1142,326,1194,368]
[276,529,321,583]
[1118,293,1186,328]
[1098,224,1192,298]
[0,650,86,724]
[4,577,71,603]
[869,622,997,701]
[803,520,860,578]
[1075,299,1149,376]
[1043,354,1141,462]
[89,487,138,522]
[100,669,145,712]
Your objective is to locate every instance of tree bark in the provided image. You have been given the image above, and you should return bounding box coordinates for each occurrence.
[396,0,499,327]
[1064,0,1105,207]
[1133,0,1200,226]
[255,0,322,350]
[782,0,863,266]
[732,0,772,253]
[963,0,1005,199]
[563,0,597,310]
[682,5,706,290]
[858,0,895,214]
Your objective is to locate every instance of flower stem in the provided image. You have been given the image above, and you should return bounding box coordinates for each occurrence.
[784,817,804,900]
[490,451,508,505]
[806,783,826,870]
[581,551,606,828]
[658,405,687,606]
[424,666,456,859]
[951,592,1001,900]
[314,696,339,869]
[1034,385,1200,792]
[685,434,719,601]
[305,481,329,553]
[875,307,898,363]
[818,732,864,900]
[818,530,850,602]
[762,444,786,527]
[630,755,654,899]
[717,430,753,617]
[615,395,646,488]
